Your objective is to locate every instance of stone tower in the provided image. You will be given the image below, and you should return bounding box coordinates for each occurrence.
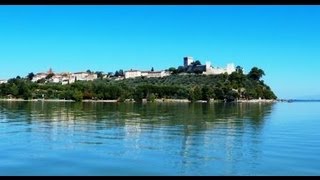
[183,57,194,68]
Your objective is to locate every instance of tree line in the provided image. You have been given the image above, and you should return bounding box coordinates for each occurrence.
[0,67,277,102]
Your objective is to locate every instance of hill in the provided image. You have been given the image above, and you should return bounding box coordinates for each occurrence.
[0,66,277,102]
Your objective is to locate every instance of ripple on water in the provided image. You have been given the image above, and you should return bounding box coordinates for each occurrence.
[0,102,319,175]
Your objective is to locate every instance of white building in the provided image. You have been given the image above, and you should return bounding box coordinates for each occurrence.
[51,75,61,83]
[31,70,98,84]
[141,71,170,78]
[0,80,7,84]
[32,73,48,82]
[203,62,235,75]
[124,69,170,79]
[124,70,142,79]
[183,56,236,75]
[72,72,97,81]
[73,72,90,81]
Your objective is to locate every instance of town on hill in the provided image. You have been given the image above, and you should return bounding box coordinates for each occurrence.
[0,56,237,85]
[0,56,277,102]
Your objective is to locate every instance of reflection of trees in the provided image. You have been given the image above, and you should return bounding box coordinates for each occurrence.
[0,101,274,137]
[172,102,274,175]
[0,101,274,175]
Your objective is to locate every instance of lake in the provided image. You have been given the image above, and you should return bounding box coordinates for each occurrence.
[0,101,319,176]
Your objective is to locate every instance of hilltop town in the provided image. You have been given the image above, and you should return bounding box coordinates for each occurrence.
[0,56,237,85]
[0,56,276,102]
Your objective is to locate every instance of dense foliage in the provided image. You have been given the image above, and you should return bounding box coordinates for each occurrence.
[0,67,277,102]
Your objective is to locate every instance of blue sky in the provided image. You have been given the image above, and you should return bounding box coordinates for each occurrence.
[0,5,319,99]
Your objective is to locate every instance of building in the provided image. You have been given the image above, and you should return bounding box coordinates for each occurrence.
[32,73,48,82]
[72,72,90,81]
[72,72,97,81]
[141,71,170,78]
[51,75,62,83]
[124,70,142,79]
[184,56,194,68]
[183,56,236,75]
[31,70,98,84]
[47,73,75,84]
[0,80,7,84]
[203,61,236,75]
[124,69,170,79]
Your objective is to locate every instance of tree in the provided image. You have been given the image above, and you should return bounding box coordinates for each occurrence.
[114,71,119,77]
[119,69,124,76]
[168,67,178,75]
[189,85,202,101]
[177,66,185,73]
[168,67,176,72]
[236,66,243,74]
[72,90,83,102]
[202,85,215,101]
[146,93,156,102]
[27,72,35,81]
[107,72,114,77]
[151,67,154,72]
[37,78,46,84]
[225,90,239,102]
[86,69,92,74]
[96,71,104,79]
[192,60,201,66]
[9,84,19,97]
[247,67,265,81]
[214,87,225,99]
[45,73,54,80]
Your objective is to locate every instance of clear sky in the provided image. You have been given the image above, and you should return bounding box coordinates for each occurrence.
[0,5,319,99]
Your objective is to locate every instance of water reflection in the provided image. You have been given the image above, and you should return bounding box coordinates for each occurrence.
[0,101,274,175]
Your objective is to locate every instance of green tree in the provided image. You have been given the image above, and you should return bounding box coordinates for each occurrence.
[168,67,178,75]
[9,84,19,97]
[45,73,54,80]
[248,67,265,81]
[177,66,185,73]
[114,71,119,77]
[37,78,46,84]
[202,85,215,101]
[96,71,104,79]
[119,69,124,76]
[214,87,225,100]
[225,90,239,102]
[146,93,156,102]
[189,85,202,101]
[72,90,83,102]
[236,66,243,74]
[192,60,201,66]
[107,72,113,77]
[27,72,35,81]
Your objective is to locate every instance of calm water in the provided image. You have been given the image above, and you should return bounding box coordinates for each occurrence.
[0,101,319,176]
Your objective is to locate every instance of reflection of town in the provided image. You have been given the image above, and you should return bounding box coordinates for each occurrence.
[0,101,274,174]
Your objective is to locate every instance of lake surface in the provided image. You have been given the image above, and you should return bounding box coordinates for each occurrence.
[0,101,319,176]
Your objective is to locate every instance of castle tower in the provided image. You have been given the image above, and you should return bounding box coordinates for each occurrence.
[48,68,53,74]
[183,56,194,67]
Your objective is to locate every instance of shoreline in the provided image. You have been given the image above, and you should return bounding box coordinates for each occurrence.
[0,98,75,102]
[0,98,279,103]
[236,99,277,103]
